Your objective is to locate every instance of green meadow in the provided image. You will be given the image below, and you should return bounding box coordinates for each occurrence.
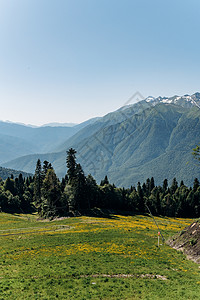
[0,212,200,299]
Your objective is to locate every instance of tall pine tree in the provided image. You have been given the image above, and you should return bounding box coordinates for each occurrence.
[33,159,43,215]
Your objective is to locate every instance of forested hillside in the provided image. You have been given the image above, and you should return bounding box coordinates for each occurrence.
[0,166,32,180]
[1,148,200,219]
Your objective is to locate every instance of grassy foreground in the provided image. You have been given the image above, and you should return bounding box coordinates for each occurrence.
[0,212,200,299]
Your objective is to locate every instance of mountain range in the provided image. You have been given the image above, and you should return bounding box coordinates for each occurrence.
[0,118,99,164]
[1,93,200,187]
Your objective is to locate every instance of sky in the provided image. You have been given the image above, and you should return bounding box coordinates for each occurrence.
[0,0,200,126]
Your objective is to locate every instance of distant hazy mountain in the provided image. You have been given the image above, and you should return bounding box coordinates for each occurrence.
[42,122,77,127]
[0,133,36,164]
[3,120,38,128]
[0,119,96,164]
[3,93,200,187]
[0,166,32,180]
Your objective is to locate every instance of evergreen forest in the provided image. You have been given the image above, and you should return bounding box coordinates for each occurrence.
[0,147,200,219]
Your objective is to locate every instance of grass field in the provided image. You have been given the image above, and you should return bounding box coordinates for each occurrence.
[0,212,200,299]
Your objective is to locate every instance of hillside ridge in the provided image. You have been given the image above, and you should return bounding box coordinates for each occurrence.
[2,94,200,187]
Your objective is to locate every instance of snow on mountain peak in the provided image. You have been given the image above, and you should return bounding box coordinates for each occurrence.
[144,93,200,109]
[146,96,155,102]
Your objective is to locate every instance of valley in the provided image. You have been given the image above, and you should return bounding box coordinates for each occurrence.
[1,93,200,187]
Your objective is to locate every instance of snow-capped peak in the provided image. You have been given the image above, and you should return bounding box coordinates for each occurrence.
[144,93,200,109]
[146,96,155,102]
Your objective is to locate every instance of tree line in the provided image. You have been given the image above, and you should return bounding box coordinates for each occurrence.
[0,147,200,218]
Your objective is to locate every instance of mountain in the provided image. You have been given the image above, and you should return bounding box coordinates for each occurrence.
[42,122,77,127]
[54,101,151,153]
[0,119,96,164]
[2,93,200,187]
[0,134,36,164]
[145,92,200,109]
[73,103,200,187]
[0,166,32,180]
[1,101,152,174]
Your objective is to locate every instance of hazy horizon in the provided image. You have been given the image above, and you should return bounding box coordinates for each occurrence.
[1,91,200,127]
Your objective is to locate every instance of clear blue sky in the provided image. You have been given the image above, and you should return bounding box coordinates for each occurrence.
[0,0,199,125]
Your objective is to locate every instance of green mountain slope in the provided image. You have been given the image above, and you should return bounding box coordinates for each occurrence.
[0,120,93,164]
[0,134,36,164]
[0,166,32,180]
[3,151,65,176]
[75,104,199,186]
[2,101,153,176]
[54,101,151,152]
[3,103,200,187]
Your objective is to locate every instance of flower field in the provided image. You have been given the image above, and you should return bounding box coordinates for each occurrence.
[0,212,200,299]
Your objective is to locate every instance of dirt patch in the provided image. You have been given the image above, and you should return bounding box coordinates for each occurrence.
[167,220,200,264]
[80,274,167,280]
[51,217,70,221]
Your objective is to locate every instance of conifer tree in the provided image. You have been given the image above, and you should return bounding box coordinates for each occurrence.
[100,175,109,186]
[145,178,150,196]
[4,177,16,196]
[137,182,145,212]
[142,182,147,195]
[33,159,43,215]
[193,178,199,192]
[85,174,98,208]
[42,160,53,179]
[41,169,61,218]
[150,177,155,192]
[162,179,168,192]
[66,148,88,210]
[74,163,87,209]
[18,173,24,197]
[170,178,178,194]
[66,148,77,183]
